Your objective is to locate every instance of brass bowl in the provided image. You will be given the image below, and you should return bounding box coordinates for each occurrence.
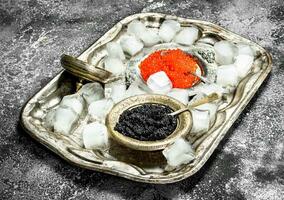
[106,94,192,151]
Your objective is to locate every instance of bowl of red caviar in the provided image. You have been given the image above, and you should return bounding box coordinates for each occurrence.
[139,49,204,89]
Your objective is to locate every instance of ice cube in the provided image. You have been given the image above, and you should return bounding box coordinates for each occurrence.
[77,82,104,105]
[214,41,237,65]
[60,94,84,115]
[82,122,108,149]
[88,99,114,121]
[124,80,147,98]
[111,84,127,103]
[54,106,79,135]
[105,80,126,103]
[234,54,254,79]
[216,65,239,87]
[120,35,144,56]
[162,138,195,167]
[147,71,172,94]
[167,88,189,105]
[104,57,126,76]
[159,20,181,42]
[106,42,125,60]
[140,29,160,46]
[163,19,181,32]
[127,20,160,46]
[189,93,218,126]
[237,43,255,57]
[190,109,210,134]
[127,20,147,38]
[195,103,218,125]
[174,27,200,46]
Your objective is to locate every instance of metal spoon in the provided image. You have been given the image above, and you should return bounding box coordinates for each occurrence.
[169,93,219,116]
[189,71,212,84]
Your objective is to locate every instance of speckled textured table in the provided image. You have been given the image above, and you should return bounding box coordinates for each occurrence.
[0,0,283,199]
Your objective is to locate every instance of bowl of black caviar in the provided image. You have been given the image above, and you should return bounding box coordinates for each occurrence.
[106,94,192,151]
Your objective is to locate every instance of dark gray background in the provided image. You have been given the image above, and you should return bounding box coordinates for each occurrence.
[0,0,283,199]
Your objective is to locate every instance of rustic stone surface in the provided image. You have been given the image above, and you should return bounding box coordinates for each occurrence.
[0,0,283,199]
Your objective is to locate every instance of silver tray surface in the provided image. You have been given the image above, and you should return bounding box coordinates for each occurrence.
[20,13,272,184]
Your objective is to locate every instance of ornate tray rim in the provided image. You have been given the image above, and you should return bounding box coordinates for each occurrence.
[20,12,272,184]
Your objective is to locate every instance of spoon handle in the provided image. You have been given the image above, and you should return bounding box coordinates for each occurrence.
[189,93,219,107]
[60,54,118,84]
[169,93,219,116]
[188,71,212,84]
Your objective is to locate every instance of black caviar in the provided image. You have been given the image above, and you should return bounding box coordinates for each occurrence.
[114,104,178,141]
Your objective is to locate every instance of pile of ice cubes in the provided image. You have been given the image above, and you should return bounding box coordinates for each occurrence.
[44,82,110,150]
[214,41,255,87]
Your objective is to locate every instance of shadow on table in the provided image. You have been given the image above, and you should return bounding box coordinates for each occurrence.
[16,73,271,199]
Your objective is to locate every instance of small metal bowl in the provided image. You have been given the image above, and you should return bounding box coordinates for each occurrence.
[129,46,206,92]
[106,94,192,151]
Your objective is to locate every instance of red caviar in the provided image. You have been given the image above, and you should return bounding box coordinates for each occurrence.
[140,49,201,88]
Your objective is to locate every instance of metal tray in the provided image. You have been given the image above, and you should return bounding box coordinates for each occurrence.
[20,13,272,184]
